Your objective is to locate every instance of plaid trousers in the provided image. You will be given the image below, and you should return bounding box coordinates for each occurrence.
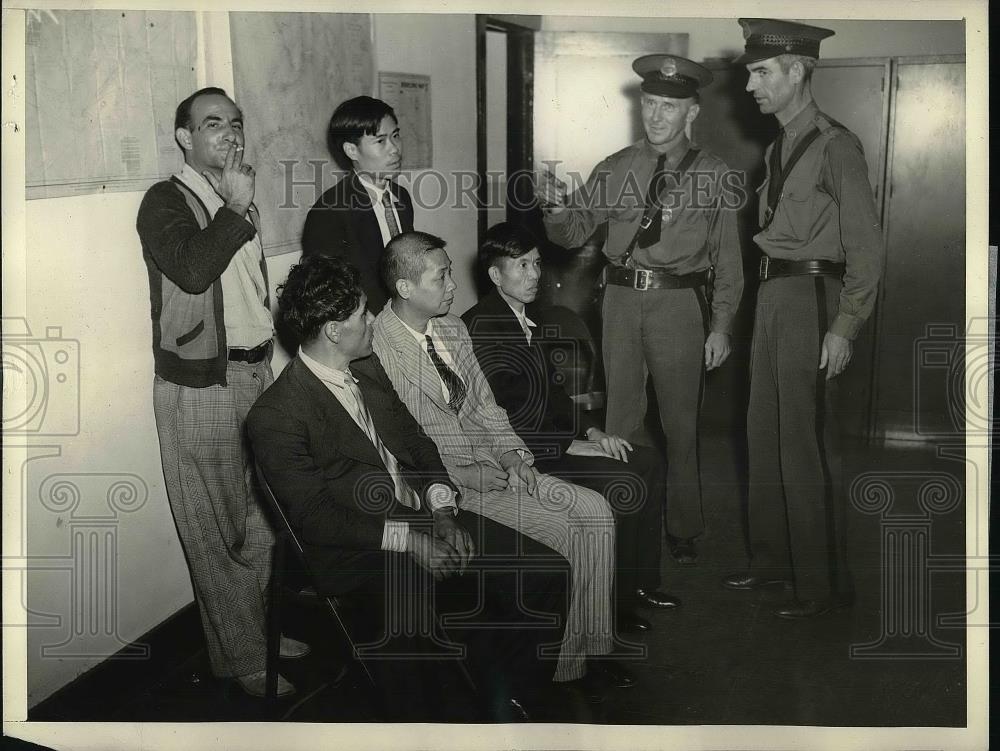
[153,359,275,678]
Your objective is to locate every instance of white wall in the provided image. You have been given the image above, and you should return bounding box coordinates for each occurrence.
[374,14,480,316]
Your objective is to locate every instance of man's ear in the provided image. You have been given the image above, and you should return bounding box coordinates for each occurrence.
[175,127,193,152]
[394,277,411,300]
[323,320,340,343]
[789,60,805,85]
[487,265,503,287]
[342,141,359,164]
[685,103,700,126]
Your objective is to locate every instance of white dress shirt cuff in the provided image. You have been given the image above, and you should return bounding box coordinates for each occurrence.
[381,521,410,553]
[425,482,458,514]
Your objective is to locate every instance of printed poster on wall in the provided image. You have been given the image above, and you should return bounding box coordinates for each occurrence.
[378,72,432,170]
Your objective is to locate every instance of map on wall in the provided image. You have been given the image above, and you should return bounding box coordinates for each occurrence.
[378,72,432,170]
[229,12,373,257]
[25,9,197,199]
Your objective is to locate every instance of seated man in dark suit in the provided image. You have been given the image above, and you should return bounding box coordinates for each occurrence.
[302,96,414,312]
[247,255,569,722]
[463,222,680,633]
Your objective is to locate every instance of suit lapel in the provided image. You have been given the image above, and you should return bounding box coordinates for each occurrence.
[376,308,453,413]
[347,172,387,253]
[479,290,544,371]
[286,358,387,469]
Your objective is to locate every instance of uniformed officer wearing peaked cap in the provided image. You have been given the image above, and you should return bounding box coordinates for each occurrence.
[722,19,884,619]
[733,17,835,64]
[539,53,744,570]
[632,54,714,97]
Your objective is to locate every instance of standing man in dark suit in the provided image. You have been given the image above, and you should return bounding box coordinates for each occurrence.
[463,222,680,633]
[247,255,570,721]
[723,20,883,618]
[538,55,744,565]
[302,96,414,312]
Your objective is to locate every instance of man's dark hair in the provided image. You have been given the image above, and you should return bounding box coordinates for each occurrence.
[380,231,447,296]
[278,256,364,343]
[327,96,398,170]
[478,222,540,274]
[174,86,231,132]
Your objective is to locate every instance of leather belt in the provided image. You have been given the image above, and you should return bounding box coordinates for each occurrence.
[606,266,709,291]
[758,257,845,282]
[228,340,271,364]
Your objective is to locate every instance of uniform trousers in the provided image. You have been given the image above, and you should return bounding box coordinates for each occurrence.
[602,283,708,540]
[153,358,274,678]
[533,445,665,607]
[747,275,852,602]
[458,472,615,682]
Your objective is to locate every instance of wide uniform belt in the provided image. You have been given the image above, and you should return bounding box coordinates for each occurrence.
[606,266,709,291]
[228,340,271,364]
[758,257,845,282]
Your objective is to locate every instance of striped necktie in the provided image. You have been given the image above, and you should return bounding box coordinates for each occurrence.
[343,377,420,510]
[425,335,467,414]
[381,189,401,239]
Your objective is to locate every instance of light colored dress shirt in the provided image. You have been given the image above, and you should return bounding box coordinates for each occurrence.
[175,164,273,348]
[356,172,402,248]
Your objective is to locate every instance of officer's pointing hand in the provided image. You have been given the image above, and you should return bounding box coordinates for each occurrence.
[536,168,567,214]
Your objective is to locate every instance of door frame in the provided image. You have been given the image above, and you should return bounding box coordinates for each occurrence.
[475,15,537,244]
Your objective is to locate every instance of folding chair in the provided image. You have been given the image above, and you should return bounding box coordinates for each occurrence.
[254,465,377,703]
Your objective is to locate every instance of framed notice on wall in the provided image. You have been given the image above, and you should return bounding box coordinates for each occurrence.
[378,72,432,170]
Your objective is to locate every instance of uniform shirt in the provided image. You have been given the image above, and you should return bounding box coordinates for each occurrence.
[175,164,273,348]
[755,102,884,340]
[543,138,744,335]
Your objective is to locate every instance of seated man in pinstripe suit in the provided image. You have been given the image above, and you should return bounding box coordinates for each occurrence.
[372,231,638,699]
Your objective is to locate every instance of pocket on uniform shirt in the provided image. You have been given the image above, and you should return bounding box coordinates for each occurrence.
[768,188,813,242]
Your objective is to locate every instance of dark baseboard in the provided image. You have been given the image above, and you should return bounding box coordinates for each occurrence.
[28,603,203,721]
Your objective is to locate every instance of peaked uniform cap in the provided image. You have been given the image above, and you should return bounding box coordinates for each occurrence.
[632,54,713,98]
[734,18,835,65]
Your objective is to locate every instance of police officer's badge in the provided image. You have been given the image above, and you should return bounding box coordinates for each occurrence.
[659,59,678,79]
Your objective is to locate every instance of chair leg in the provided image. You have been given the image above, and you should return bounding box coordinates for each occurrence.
[265,530,286,701]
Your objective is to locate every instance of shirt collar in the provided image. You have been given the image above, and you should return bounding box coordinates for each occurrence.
[782,101,819,141]
[177,163,224,207]
[298,348,355,388]
[356,171,395,201]
[641,135,693,164]
[389,305,433,345]
[502,297,536,329]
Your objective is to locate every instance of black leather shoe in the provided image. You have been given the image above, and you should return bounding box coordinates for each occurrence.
[617,609,651,632]
[773,597,853,620]
[588,659,637,689]
[634,588,681,609]
[722,571,792,590]
[667,535,697,564]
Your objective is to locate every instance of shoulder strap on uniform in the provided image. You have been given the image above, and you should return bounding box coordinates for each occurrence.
[761,129,822,229]
[620,148,701,266]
